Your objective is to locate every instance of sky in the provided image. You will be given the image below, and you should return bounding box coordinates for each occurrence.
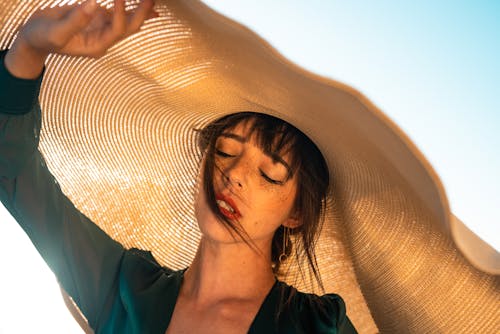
[0,1,498,333]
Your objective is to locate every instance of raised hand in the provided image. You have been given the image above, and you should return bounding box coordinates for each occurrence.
[5,0,159,79]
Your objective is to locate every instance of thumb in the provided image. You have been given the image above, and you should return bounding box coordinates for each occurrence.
[56,0,99,41]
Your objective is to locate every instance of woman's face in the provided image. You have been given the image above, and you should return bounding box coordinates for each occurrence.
[194,120,299,245]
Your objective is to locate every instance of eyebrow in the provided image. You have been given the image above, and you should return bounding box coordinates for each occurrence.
[220,132,292,179]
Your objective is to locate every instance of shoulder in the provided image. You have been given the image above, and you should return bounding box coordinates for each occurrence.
[276,281,357,333]
[118,248,184,306]
[121,248,176,282]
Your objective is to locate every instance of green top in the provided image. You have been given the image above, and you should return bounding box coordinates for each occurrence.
[0,49,357,334]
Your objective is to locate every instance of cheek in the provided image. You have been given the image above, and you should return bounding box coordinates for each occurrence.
[273,181,297,203]
[255,185,297,220]
[194,162,209,218]
[193,182,205,220]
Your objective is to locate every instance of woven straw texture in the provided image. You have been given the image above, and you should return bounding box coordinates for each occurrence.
[1,1,499,333]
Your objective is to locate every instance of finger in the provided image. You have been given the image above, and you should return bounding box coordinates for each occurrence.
[111,0,127,39]
[83,6,112,32]
[30,3,77,20]
[147,8,160,20]
[126,0,155,35]
[87,0,128,55]
[55,0,99,44]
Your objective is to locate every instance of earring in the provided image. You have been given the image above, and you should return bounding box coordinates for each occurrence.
[279,226,289,264]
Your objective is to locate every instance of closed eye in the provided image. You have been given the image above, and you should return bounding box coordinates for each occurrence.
[216,149,284,185]
[260,170,284,185]
[215,149,235,158]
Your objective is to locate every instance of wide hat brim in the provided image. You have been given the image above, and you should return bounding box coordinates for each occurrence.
[1,0,499,333]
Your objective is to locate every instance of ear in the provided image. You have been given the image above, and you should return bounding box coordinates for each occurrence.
[283,213,302,229]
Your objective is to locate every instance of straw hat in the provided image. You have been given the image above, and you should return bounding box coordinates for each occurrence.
[1,0,499,333]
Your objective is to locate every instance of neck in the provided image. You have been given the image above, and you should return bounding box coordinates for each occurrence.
[181,235,277,305]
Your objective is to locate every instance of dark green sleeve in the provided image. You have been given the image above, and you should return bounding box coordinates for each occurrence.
[306,292,358,334]
[338,315,357,334]
[323,293,358,334]
[0,49,125,330]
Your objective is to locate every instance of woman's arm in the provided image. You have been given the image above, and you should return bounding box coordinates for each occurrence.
[0,0,158,329]
[0,47,125,329]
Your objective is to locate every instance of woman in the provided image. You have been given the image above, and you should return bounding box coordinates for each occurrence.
[1,0,498,333]
[1,0,356,332]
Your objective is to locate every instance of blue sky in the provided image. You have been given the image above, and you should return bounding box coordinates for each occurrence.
[0,1,498,332]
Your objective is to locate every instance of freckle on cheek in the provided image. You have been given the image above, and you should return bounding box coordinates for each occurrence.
[276,193,289,203]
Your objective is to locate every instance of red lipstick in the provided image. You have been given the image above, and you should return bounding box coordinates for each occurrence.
[215,193,242,220]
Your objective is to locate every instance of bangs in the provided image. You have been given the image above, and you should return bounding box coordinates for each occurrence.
[197,112,303,177]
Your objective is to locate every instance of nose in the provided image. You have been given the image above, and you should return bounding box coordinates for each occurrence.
[223,159,246,189]
[224,173,243,189]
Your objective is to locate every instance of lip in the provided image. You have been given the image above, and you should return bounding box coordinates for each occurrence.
[215,193,242,220]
